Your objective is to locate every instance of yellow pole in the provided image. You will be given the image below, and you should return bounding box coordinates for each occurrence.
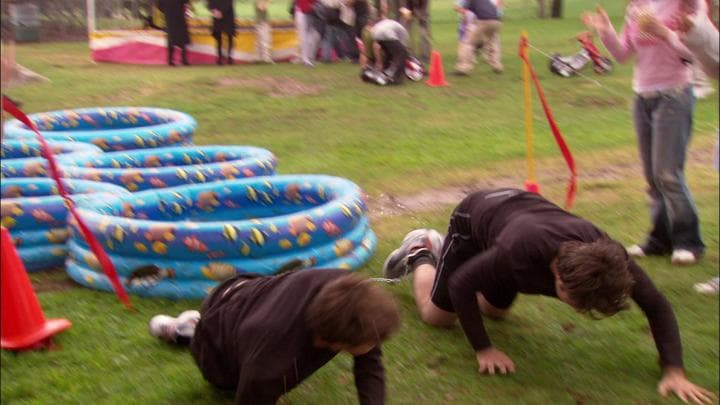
[521,31,537,188]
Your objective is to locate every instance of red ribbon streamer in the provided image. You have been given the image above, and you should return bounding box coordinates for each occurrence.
[518,36,577,210]
[2,96,132,308]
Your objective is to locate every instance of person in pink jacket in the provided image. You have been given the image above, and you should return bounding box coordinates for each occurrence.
[583,1,706,268]
[634,0,719,296]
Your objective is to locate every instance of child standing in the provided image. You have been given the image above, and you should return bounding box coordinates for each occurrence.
[255,0,273,63]
[583,1,706,265]
[208,0,236,64]
[453,0,503,75]
[157,0,191,66]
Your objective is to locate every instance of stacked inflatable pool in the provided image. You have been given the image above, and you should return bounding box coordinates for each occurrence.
[1,140,103,178]
[1,178,130,271]
[2,107,196,151]
[66,175,376,298]
[2,105,378,298]
[58,145,277,191]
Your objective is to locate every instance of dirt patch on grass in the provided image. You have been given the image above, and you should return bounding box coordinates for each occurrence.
[216,77,324,97]
[370,177,517,218]
[367,142,716,220]
[30,269,78,293]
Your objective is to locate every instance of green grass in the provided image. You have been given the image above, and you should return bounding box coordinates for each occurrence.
[2,0,719,403]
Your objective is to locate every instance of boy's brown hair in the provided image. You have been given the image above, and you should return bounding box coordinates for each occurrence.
[554,239,635,317]
[305,273,400,346]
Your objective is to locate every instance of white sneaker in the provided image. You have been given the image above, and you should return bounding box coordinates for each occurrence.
[693,85,715,99]
[148,314,179,342]
[694,277,719,295]
[671,249,698,266]
[177,310,200,326]
[626,244,646,257]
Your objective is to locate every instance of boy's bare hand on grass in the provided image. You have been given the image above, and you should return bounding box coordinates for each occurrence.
[658,367,716,404]
[476,347,516,375]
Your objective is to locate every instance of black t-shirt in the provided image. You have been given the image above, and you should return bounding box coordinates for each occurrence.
[447,190,683,367]
[191,269,385,405]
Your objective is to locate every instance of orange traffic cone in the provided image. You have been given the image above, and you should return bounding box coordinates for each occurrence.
[1,227,71,351]
[426,50,449,87]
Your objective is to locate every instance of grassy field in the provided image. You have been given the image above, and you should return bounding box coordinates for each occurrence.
[2,0,718,403]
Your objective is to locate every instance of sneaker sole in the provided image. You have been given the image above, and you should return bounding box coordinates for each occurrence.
[382,229,431,279]
[383,248,407,279]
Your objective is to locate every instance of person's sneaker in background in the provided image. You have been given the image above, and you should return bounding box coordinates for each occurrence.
[626,243,670,258]
[671,249,699,266]
[694,277,719,295]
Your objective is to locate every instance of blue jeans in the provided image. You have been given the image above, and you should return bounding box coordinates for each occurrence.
[632,86,704,254]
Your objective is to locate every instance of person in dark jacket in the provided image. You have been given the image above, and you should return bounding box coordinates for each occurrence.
[157,0,191,66]
[383,188,714,404]
[208,0,237,64]
[149,270,400,404]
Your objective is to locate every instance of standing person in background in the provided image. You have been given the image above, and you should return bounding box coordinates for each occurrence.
[381,0,398,20]
[295,0,321,66]
[255,0,273,63]
[158,0,191,66]
[398,0,430,62]
[583,0,706,266]
[452,0,503,75]
[208,0,236,65]
[353,0,372,40]
[639,0,717,293]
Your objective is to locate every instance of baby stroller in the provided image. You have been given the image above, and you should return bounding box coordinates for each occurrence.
[549,32,612,77]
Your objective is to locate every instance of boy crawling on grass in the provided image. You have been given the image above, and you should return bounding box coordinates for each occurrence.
[149,269,400,404]
[384,188,715,404]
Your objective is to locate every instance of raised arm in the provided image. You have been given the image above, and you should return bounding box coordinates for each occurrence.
[677,9,719,79]
[353,346,385,405]
[583,6,636,63]
[628,260,715,404]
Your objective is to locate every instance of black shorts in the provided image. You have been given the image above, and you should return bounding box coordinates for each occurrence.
[430,189,522,312]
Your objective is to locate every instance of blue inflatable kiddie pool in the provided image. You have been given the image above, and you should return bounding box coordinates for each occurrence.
[58,145,278,192]
[65,175,377,299]
[1,178,130,271]
[2,107,196,151]
[1,140,103,178]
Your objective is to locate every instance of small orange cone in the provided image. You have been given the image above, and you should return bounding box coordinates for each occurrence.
[1,227,71,351]
[426,50,449,87]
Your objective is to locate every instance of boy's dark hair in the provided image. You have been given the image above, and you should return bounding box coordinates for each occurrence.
[554,239,635,317]
[305,273,400,346]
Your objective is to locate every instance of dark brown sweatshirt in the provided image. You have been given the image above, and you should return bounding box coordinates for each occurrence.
[190,269,385,405]
[446,190,683,368]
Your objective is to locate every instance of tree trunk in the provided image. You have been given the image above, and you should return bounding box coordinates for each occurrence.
[537,0,546,18]
[550,0,562,18]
